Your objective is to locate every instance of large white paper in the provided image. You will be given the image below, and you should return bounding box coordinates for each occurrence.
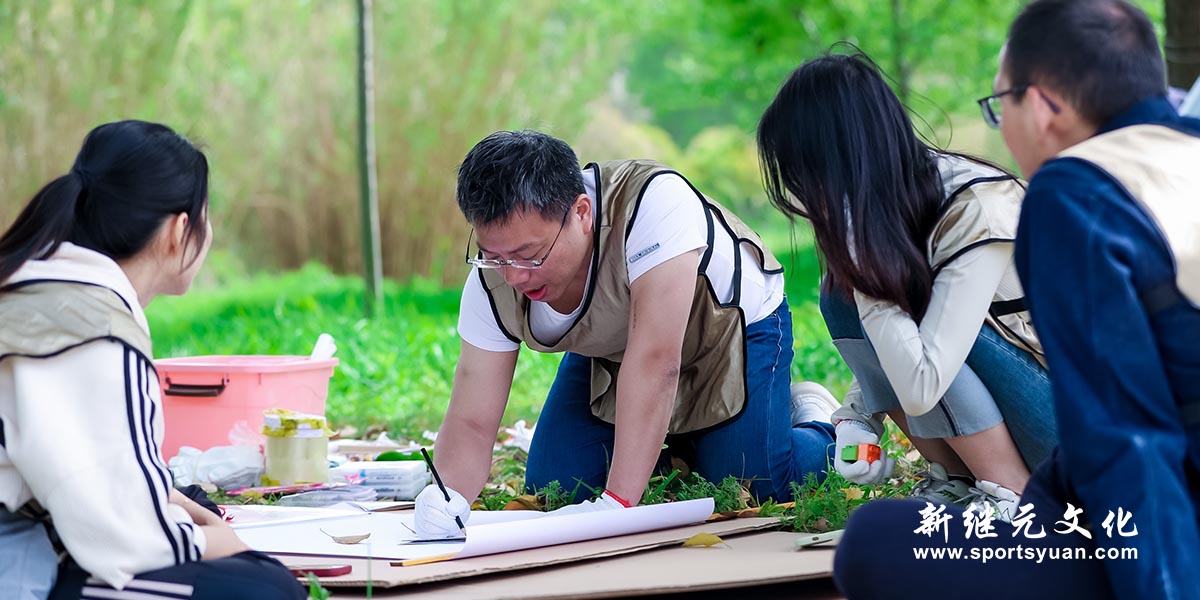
[225,505,370,529]
[235,510,537,560]
[236,498,715,564]
[223,501,414,530]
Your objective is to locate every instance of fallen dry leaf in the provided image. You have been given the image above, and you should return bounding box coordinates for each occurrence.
[842,487,865,500]
[503,495,543,511]
[669,456,692,477]
[682,533,727,548]
[320,528,371,545]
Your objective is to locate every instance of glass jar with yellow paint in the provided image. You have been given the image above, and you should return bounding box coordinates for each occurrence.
[262,409,329,485]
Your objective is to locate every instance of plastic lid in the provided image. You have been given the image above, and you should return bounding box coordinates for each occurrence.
[154,355,338,374]
[263,409,329,438]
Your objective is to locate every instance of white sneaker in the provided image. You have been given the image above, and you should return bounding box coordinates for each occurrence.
[910,462,974,505]
[789,381,838,426]
[965,480,1022,523]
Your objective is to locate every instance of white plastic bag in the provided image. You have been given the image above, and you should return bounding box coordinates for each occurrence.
[501,419,536,453]
[169,445,263,490]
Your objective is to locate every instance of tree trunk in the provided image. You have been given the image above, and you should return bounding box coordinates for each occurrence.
[1165,0,1200,89]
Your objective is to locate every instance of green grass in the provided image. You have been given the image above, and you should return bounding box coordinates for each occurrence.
[476,458,917,533]
[146,225,852,440]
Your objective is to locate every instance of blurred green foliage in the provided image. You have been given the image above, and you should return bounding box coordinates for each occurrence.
[625,0,1165,145]
[1,0,639,283]
[2,0,1166,285]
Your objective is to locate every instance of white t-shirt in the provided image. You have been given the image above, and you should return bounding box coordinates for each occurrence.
[458,170,786,352]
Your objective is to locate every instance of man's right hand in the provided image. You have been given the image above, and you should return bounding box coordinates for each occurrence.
[414,484,471,538]
[833,419,895,485]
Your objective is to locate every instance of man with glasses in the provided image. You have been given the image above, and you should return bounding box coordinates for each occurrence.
[835,1,1199,598]
[995,0,1199,597]
[413,130,836,537]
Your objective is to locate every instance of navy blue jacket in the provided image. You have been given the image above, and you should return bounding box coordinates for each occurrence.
[1015,97,1200,600]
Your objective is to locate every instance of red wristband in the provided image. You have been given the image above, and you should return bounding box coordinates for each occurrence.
[603,489,633,508]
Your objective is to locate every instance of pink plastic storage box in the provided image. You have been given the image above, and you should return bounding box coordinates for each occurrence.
[155,355,338,460]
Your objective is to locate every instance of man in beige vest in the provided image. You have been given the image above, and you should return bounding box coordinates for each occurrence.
[834,1,1199,598]
[413,130,838,537]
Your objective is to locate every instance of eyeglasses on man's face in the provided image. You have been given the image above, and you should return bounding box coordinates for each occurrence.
[464,209,571,270]
[977,86,1028,129]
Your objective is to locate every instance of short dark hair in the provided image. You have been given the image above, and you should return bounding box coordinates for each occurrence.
[1005,0,1166,125]
[0,120,209,285]
[455,130,584,227]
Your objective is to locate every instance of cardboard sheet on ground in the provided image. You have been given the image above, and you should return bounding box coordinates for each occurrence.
[276,516,783,589]
[243,498,714,564]
[334,531,840,599]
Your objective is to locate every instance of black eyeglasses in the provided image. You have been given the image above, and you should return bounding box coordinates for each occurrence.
[977,86,1028,129]
[977,85,1061,129]
[464,209,571,270]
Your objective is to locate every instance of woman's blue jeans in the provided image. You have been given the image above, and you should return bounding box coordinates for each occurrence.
[819,286,1057,469]
[525,299,835,502]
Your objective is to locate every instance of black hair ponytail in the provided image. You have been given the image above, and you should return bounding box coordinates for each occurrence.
[0,173,87,284]
[0,120,209,286]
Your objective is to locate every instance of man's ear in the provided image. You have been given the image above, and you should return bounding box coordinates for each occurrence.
[574,194,592,230]
[1025,86,1059,134]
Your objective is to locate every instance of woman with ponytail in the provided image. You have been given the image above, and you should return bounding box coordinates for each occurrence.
[757,52,1057,517]
[0,121,304,599]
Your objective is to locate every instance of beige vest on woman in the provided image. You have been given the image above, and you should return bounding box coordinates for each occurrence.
[480,160,782,434]
[927,155,1045,367]
[0,280,152,362]
[0,279,152,520]
[1057,124,1200,310]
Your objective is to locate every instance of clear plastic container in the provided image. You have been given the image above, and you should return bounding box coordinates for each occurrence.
[329,461,430,500]
[274,486,379,507]
[262,409,329,485]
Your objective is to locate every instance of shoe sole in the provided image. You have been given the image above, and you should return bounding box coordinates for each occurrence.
[790,382,840,412]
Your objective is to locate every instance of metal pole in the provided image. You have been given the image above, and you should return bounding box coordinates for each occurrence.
[1165,0,1200,90]
[1166,0,1200,90]
[357,0,384,317]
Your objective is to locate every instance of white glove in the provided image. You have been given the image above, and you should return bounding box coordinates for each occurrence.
[549,490,628,517]
[414,484,470,539]
[834,420,895,485]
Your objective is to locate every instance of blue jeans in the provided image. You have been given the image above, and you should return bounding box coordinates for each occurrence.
[819,286,1057,469]
[834,453,1115,599]
[525,299,835,502]
[0,510,57,600]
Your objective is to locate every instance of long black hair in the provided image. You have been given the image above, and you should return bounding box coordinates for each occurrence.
[0,120,209,286]
[758,51,957,321]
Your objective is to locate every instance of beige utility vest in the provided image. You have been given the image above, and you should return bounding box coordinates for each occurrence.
[1057,124,1200,310]
[928,155,1045,367]
[0,280,152,365]
[480,160,783,434]
[0,279,152,520]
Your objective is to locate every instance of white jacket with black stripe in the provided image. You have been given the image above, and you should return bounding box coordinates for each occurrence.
[0,243,205,591]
